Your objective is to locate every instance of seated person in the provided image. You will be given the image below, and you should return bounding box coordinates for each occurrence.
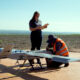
[46,35,69,68]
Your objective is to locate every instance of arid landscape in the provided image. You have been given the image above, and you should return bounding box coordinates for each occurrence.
[0,34,80,52]
[0,34,80,80]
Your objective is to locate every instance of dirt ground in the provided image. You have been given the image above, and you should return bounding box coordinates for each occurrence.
[0,52,80,80]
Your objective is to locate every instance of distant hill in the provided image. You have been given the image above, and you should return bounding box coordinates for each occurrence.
[0,30,30,35]
[0,30,80,35]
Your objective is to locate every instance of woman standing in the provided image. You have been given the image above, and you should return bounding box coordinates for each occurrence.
[29,11,49,68]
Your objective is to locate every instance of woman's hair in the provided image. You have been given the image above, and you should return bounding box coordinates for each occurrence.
[31,11,39,21]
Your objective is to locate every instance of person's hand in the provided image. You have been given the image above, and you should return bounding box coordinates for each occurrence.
[45,23,49,26]
[36,23,49,30]
[36,26,42,30]
[43,23,49,28]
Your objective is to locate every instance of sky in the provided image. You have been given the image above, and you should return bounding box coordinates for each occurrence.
[0,0,80,32]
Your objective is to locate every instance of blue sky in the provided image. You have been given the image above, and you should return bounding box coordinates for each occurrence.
[0,0,80,32]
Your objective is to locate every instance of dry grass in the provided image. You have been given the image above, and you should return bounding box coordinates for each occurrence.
[0,35,80,52]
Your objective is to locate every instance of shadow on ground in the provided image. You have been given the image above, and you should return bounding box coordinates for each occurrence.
[0,64,61,80]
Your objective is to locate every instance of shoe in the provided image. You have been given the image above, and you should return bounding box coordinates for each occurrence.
[64,63,69,67]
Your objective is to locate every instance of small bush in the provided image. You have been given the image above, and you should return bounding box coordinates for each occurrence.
[0,40,3,44]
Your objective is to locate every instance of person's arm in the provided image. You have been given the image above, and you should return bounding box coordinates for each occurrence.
[30,27,40,31]
[55,42,63,52]
[40,24,49,30]
[30,24,49,31]
[52,42,62,54]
